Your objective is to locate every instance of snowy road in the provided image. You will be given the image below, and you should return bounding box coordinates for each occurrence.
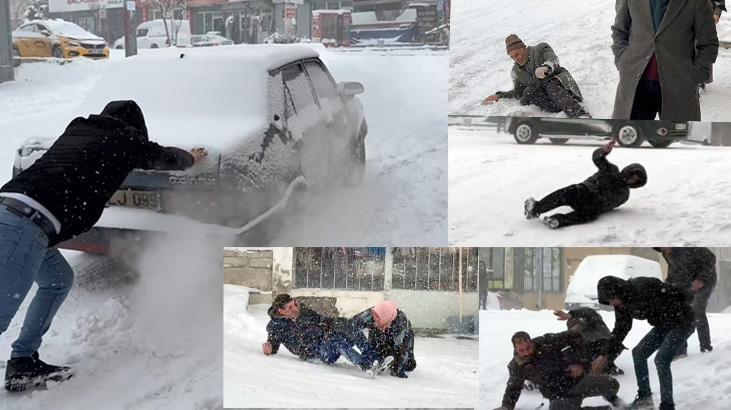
[224,285,479,408]
[448,127,731,246]
[480,309,731,409]
[449,0,731,121]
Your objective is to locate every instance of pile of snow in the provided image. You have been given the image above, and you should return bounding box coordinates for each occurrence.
[565,255,662,306]
[449,0,731,121]
[483,291,502,310]
[480,309,731,409]
[0,233,224,409]
[224,284,478,407]
[449,128,731,245]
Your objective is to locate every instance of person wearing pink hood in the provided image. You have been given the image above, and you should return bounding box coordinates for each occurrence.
[347,300,416,378]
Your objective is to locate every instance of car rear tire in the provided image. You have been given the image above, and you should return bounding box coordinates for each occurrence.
[52,45,64,59]
[11,47,21,67]
[549,138,569,145]
[151,44,159,49]
[513,123,538,144]
[616,124,643,147]
[344,132,366,186]
[648,139,673,148]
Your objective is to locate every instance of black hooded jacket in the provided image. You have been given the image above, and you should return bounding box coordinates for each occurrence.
[265,306,336,360]
[501,331,584,409]
[657,247,717,290]
[598,276,694,358]
[1,101,194,246]
[579,148,633,215]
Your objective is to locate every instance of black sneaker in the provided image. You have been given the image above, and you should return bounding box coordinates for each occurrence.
[658,402,675,410]
[543,216,560,229]
[524,198,538,220]
[629,394,654,410]
[701,346,713,353]
[608,394,628,409]
[4,353,73,392]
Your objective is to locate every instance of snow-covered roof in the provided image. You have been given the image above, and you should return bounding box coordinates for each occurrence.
[74,45,319,150]
[351,11,378,25]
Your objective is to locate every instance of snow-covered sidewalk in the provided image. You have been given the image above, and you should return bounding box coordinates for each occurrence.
[224,285,478,408]
[480,309,731,409]
[449,0,731,121]
[448,127,731,246]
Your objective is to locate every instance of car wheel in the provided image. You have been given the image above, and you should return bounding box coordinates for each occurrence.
[344,132,366,186]
[616,124,643,147]
[150,44,159,49]
[648,139,673,148]
[11,47,21,67]
[51,45,64,59]
[513,123,538,144]
[549,138,569,145]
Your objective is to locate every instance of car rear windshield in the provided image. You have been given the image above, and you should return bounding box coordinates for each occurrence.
[137,28,150,37]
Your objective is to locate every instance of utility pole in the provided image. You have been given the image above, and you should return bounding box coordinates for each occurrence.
[0,0,15,83]
[124,0,138,56]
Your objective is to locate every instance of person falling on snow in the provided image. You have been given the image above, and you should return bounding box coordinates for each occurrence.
[524,140,647,229]
[482,34,591,119]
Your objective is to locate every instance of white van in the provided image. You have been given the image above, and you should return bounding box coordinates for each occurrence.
[564,255,663,310]
[136,19,192,48]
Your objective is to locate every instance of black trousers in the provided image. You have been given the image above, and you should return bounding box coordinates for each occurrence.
[520,79,584,118]
[630,79,662,120]
[678,283,715,353]
[534,184,599,228]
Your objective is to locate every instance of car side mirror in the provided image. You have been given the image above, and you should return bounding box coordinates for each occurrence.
[337,81,364,98]
[40,29,51,36]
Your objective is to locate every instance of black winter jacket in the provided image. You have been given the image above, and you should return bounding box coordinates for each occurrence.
[501,331,584,409]
[660,247,717,289]
[579,148,630,215]
[598,276,694,358]
[0,101,194,246]
[266,306,337,360]
[349,308,415,373]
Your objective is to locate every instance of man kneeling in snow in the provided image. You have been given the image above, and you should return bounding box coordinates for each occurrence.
[347,301,416,378]
[494,331,623,410]
[482,34,590,119]
[554,308,625,376]
[524,140,647,229]
[262,294,374,373]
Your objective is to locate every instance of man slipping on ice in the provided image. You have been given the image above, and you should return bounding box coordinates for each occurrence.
[494,331,624,410]
[524,139,647,229]
[262,294,377,375]
[482,34,591,119]
[0,100,206,392]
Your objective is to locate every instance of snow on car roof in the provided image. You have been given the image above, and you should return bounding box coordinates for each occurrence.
[75,45,319,150]
[565,255,662,304]
[30,19,102,40]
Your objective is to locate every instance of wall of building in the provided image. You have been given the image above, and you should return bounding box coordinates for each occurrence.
[389,289,478,330]
[223,248,274,290]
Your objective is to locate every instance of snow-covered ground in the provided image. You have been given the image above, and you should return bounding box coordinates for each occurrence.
[0,238,223,409]
[0,46,447,246]
[224,285,478,407]
[448,127,731,246]
[449,0,731,120]
[480,309,731,409]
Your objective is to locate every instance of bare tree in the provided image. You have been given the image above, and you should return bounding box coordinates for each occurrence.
[9,0,37,28]
[142,0,188,45]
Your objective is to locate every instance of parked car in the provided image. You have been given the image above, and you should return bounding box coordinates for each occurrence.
[12,19,109,63]
[12,45,367,255]
[505,116,688,148]
[564,255,663,310]
[191,33,234,47]
[115,19,192,49]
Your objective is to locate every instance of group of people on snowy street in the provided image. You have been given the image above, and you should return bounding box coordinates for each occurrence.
[262,296,417,378]
[524,139,647,229]
[493,247,717,410]
[0,101,208,392]
[484,0,725,121]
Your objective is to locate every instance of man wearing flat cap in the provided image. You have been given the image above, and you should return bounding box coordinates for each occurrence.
[482,34,590,118]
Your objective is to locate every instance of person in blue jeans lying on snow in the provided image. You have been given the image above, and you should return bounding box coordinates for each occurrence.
[262,294,376,373]
[347,300,417,378]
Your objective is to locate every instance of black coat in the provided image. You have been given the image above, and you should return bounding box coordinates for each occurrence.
[0,101,194,246]
[598,276,694,358]
[349,308,415,372]
[266,306,336,360]
[501,331,584,409]
[579,148,630,215]
[660,247,717,289]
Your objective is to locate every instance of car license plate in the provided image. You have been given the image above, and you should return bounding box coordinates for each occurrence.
[675,123,687,130]
[108,190,161,211]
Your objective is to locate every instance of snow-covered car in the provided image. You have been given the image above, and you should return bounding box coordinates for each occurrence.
[506,117,688,148]
[114,20,193,49]
[12,19,109,62]
[191,33,234,47]
[564,255,663,310]
[12,45,367,254]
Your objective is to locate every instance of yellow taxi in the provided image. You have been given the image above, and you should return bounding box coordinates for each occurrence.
[12,19,110,61]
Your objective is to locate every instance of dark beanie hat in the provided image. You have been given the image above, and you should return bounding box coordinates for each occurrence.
[506,34,526,54]
[267,294,292,318]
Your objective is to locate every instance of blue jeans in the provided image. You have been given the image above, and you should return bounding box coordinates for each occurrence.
[0,207,74,359]
[319,334,367,367]
[632,325,693,405]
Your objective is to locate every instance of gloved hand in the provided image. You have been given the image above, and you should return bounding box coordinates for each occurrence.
[535,65,552,79]
[390,367,408,378]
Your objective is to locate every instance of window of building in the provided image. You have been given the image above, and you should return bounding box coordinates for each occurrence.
[479,248,505,290]
[392,248,478,292]
[294,248,386,291]
[515,248,563,292]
